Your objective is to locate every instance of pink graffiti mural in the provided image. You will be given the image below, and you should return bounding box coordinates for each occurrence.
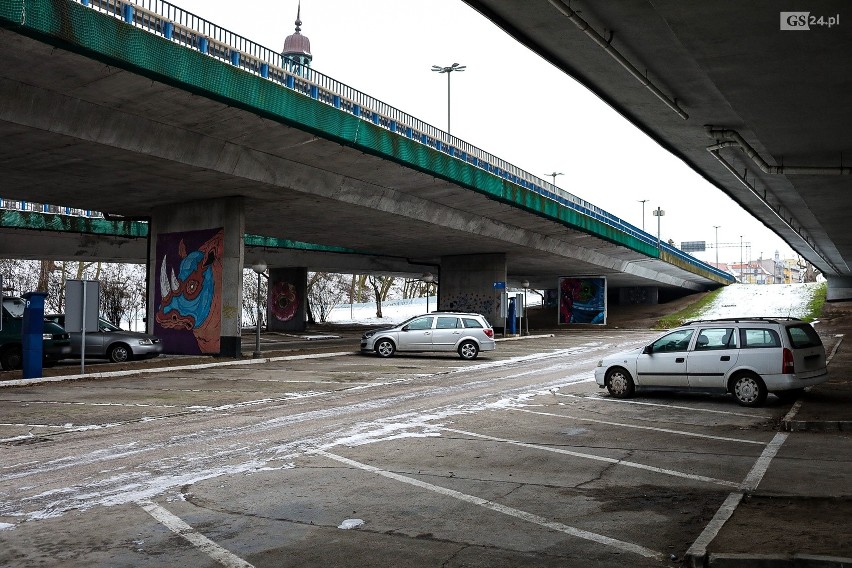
[269,281,300,322]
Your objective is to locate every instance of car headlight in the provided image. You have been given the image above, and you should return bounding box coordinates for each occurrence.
[43,333,53,340]
[138,338,154,345]
[363,331,375,339]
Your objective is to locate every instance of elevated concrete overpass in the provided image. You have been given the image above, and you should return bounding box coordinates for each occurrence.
[0,0,731,355]
[462,0,852,299]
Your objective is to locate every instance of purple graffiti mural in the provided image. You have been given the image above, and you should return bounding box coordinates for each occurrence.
[269,281,300,322]
[558,277,607,325]
[155,228,224,354]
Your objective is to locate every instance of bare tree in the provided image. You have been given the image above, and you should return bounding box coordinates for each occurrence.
[367,275,396,318]
[307,272,347,323]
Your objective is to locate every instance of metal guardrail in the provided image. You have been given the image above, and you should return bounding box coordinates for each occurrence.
[59,0,730,281]
[0,199,102,217]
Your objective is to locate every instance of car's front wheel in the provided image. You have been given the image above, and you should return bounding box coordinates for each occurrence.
[605,367,635,398]
[374,338,396,358]
[458,340,479,360]
[0,344,23,371]
[108,343,132,364]
[730,373,767,407]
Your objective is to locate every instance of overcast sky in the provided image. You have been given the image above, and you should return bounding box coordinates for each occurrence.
[169,0,796,265]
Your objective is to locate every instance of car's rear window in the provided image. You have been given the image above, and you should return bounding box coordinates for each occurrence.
[786,324,823,348]
[461,318,483,328]
[2,298,25,318]
[740,328,781,348]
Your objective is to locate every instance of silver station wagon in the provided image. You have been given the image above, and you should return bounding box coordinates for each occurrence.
[361,312,496,360]
[595,317,828,406]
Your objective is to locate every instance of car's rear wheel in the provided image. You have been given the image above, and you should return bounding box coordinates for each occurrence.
[108,343,132,364]
[0,345,23,371]
[458,340,479,360]
[374,338,396,358]
[605,367,635,398]
[731,373,767,407]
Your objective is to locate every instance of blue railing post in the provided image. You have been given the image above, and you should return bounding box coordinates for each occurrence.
[81,0,89,6]
[230,50,240,66]
[260,63,269,78]
[286,75,295,89]
[198,37,208,54]
[332,95,340,109]
[122,3,133,24]
[352,105,361,117]
[309,85,318,99]
[163,22,173,40]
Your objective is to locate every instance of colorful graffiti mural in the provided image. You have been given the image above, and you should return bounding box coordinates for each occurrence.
[155,228,224,354]
[269,281,300,322]
[558,277,607,325]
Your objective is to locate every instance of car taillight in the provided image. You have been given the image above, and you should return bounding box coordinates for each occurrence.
[484,328,494,338]
[782,348,795,374]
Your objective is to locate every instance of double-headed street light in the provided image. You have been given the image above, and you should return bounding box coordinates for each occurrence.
[251,260,267,358]
[652,207,665,247]
[546,172,563,186]
[431,63,465,134]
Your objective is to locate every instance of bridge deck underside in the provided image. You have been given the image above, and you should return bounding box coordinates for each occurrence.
[0,26,716,291]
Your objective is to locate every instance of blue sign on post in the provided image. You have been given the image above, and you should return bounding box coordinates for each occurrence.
[493,281,506,289]
[21,291,47,380]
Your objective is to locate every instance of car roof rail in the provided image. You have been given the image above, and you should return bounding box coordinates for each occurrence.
[684,316,803,326]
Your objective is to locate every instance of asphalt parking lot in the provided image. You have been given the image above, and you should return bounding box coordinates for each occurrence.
[1,329,850,567]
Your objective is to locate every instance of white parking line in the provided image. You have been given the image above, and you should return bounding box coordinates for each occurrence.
[511,408,766,445]
[315,450,664,561]
[138,500,254,568]
[685,431,789,562]
[556,393,757,418]
[441,428,740,489]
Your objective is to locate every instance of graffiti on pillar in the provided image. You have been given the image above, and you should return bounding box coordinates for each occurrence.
[155,227,224,354]
[558,277,607,325]
[269,281,300,321]
[445,293,496,316]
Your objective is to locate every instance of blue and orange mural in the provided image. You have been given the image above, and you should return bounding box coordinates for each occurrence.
[155,228,224,354]
[558,277,607,325]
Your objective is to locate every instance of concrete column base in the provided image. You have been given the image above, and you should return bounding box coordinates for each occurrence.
[826,276,852,301]
[439,253,507,328]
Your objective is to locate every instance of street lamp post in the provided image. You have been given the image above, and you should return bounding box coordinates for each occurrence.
[251,260,267,358]
[546,172,563,186]
[420,272,435,313]
[652,207,665,248]
[638,199,649,231]
[431,63,465,134]
[521,279,530,336]
[740,235,744,283]
[713,225,721,266]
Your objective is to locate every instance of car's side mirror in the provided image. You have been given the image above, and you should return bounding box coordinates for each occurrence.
[401,325,409,332]
[642,345,653,355]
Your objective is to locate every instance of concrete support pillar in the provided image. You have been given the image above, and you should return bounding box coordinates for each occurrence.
[826,276,852,301]
[439,253,507,327]
[618,286,659,305]
[149,197,245,357]
[267,267,307,332]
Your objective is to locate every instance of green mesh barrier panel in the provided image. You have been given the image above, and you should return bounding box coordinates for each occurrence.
[0,210,148,237]
[0,210,365,254]
[0,0,731,284]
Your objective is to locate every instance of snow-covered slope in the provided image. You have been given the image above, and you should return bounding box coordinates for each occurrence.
[696,283,822,320]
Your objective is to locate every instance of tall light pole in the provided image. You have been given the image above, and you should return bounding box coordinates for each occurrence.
[251,260,267,358]
[546,172,563,186]
[421,272,435,313]
[638,199,649,231]
[431,63,465,134]
[652,207,665,248]
[713,225,721,265]
[521,279,530,336]
[740,235,744,283]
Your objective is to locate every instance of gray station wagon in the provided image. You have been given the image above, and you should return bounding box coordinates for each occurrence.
[595,317,828,406]
[361,312,496,360]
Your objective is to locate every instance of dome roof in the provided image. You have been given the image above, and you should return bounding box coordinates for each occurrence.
[283,32,311,57]
[282,4,311,58]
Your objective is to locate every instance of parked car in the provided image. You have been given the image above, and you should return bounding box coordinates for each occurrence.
[0,297,71,370]
[361,312,496,360]
[45,314,162,363]
[595,317,828,407]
